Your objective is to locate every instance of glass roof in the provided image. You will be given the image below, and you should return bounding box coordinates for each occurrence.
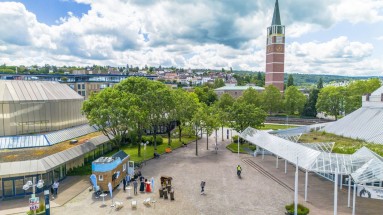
[240,127,383,183]
[0,124,97,149]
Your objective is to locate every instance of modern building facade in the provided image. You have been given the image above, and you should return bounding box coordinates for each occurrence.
[265,0,285,92]
[0,80,87,136]
[0,80,114,199]
[0,135,112,199]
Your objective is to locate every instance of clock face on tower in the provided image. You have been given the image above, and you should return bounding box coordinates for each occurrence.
[276,45,283,52]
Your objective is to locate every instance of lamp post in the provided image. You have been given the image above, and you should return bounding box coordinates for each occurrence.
[141,141,148,165]
[23,178,44,215]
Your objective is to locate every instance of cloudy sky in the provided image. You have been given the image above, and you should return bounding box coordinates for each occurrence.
[0,0,382,76]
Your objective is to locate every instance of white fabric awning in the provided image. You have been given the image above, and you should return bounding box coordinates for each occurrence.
[240,127,383,183]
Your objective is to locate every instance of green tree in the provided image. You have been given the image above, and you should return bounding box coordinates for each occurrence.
[344,78,381,114]
[213,78,225,89]
[284,86,306,115]
[256,72,265,87]
[146,81,175,150]
[194,86,218,106]
[115,77,153,156]
[261,85,282,114]
[287,74,294,87]
[301,88,319,117]
[203,105,220,150]
[230,100,267,132]
[316,86,346,120]
[192,103,206,156]
[83,87,136,149]
[173,89,199,142]
[215,93,234,140]
[239,87,262,107]
[317,78,323,89]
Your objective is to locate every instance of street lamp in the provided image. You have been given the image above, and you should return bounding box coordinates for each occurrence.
[23,178,44,215]
[141,141,148,164]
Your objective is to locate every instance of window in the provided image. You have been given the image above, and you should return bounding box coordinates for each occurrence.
[123,163,126,172]
[99,175,104,181]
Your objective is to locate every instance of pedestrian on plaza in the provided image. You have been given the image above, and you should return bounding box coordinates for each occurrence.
[126,174,131,186]
[122,177,127,191]
[52,181,59,199]
[140,177,145,193]
[151,177,154,191]
[133,179,138,195]
[200,180,206,195]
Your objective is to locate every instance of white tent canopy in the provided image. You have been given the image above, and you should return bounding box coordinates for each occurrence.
[240,127,383,183]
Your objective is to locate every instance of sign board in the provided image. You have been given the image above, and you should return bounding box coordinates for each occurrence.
[357,185,383,200]
[29,197,39,211]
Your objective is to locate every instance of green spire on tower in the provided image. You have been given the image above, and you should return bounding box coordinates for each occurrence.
[271,0,281,26]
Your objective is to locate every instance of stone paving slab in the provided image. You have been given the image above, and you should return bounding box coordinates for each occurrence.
[2,128,383,215]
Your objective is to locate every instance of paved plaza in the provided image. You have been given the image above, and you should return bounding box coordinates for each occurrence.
[2,131,383,215]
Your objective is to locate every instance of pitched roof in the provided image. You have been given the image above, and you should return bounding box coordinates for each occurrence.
[271,0,282,26]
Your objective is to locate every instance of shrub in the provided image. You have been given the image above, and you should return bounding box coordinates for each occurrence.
[232,135,238,143]
[155,136,163,145]
[285,203,309,215]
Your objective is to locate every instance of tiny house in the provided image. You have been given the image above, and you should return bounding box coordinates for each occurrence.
[92,150,129,191]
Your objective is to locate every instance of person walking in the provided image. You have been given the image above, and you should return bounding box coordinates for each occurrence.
[133,179,138,195]
[122,177,127,191]
[200,181,206,195]
[52,181,59,199]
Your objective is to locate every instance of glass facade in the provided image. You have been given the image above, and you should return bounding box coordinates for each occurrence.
[1,142,112,199]
[0,101,87,136]
[0,81,87,136]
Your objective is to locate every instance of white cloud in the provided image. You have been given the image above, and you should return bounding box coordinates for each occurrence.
[330,0,383,24]
[0,0,382,76]
[286,37,381,75]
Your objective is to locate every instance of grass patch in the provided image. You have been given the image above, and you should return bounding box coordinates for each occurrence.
[226,142,257,153]
[260,124,298,130]
[114,136,196,162]
[300,131,383,156]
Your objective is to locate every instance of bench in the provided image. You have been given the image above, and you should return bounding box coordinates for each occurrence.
[131,200,137,209]
[143,198,151,206]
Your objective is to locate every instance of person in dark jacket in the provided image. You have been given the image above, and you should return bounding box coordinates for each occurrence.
[122,178,127,191]
[140,177,145,192]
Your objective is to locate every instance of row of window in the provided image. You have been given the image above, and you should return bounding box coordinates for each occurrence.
[0,165,66,198]
[0,142,113,199]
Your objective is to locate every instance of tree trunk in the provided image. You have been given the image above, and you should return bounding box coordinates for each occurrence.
[178,125,182,142]
[153,125,157,151]
[206,132,209,150]
[167,128,171,147]
[221,126,224,141]
[195,127,198,156]
[137,126,142,157]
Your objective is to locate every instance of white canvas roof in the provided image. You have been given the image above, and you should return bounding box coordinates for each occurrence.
[240,127,383,183]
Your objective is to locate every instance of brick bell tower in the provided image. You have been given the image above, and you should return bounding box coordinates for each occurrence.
[265,0,285,92]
